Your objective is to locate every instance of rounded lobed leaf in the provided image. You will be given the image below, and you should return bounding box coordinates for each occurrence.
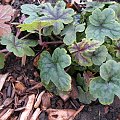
[91,45,108,65]
[85,8,120,43]
[100,60,120,81]
[38,48,71,91]
[39,1,75,35]
[0,34,38,57]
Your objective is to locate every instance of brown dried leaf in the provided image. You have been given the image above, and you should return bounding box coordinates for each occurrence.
[69,79,78,99]
[0,5,13,36]
[41,92,53,110]
[47,109,76,120]
[15,81,26,92]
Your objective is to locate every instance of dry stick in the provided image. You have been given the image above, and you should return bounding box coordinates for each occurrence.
[69,105,85,120]
[34,91,45,108]
[0,109,14,120]
[20,94,35,120]
[30,108,41,120]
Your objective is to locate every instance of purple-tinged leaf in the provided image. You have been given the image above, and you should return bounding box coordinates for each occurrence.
[69,39,101,66]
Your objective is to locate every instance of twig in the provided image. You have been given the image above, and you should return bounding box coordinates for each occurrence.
[69,105,85,120]
[42,41,63,45]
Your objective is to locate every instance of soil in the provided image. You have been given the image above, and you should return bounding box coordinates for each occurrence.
[0,55,120,120]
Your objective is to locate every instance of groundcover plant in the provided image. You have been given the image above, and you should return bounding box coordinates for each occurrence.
[1,0,120,105]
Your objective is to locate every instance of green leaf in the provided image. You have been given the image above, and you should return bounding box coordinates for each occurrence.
[69,39,101,66]
[109,3,120,22]
[39,1,75,35]
[85,1,105,12]
[0,34,38,57]
[91,45,108,65]
[0,53,5,69]
[61,23,85,45]
[21,4,40,23]
[85,8,120,43]
[38,48,71,91]
[89,60,120,105]
[78,86,96,104]
[18,21,55,32]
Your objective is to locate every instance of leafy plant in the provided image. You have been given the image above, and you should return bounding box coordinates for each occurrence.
[90,60,120,105]
[61,23,85,45]
[21,4,40,23]
[69,39,101,66]
[0,34,38,57]
[85,8,120,43]
[38,48,71,91]
[39,1,75,35]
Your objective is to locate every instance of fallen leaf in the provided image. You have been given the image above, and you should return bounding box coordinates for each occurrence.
[46,109,76,120]
[0,5,13,36]
[69,79,78,99]
[15,81,26,92]
[41,92,53,110]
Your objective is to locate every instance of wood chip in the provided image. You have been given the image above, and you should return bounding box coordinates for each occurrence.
[34,91,45,108]
[47,109,76,120]
[20,94,35,120]
[0,73,9,91]
[30,108,41,120]
[0,109,14,120]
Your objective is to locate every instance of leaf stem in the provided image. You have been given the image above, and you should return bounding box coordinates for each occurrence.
[0,49,8,53]
[38,29,43,45]
[43,41,63,45]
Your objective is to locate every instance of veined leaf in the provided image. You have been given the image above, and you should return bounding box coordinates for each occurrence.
[91,45,108,65]
[69,39,101,66]
[39,1,75,35]
[0,5,13,36]
[90,60,120,105]
[109,3,120,22]
[85,8,120,43]
[0,53,5,69]
[61,23,85,45]
[0,34,38,57]
[18,21,55,32]
[21,4,40,23]
[38,48,71,91]
[85,1,105,12]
